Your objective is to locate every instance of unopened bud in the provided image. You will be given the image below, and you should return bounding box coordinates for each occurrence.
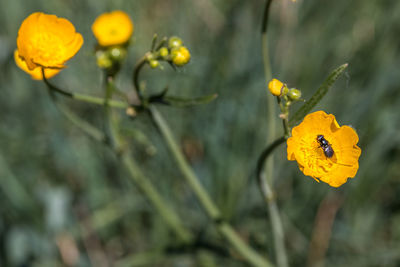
[287,88,301,101]
[96,51,112,69]
[149,60,159,69]
[268,79,286,96]
[159,47,169,58]
[109,47,126,61]
[171,46,191,66]
[168,36,183,49]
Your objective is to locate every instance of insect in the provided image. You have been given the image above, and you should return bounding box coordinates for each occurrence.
[317,135,334,158]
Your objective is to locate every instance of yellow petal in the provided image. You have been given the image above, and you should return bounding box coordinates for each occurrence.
[286,111,361,187]
[92,10,134,46]
[14,50,61,80]
[17,12,83,70]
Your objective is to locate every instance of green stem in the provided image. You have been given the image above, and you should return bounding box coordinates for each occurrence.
[149,106,273,267]
[256,137,286,182]
[277,97,290,138]
[132,56,148,102]
[256,137,288,267]
[262,0,274,83]
[41,70,128,109]
[105,77,193,244]
[50,93,106,142]
[42,70,106,142]
[121,152,193,243]
[262,0,276,185]
[261,2,289,267]
[74,92,128,108]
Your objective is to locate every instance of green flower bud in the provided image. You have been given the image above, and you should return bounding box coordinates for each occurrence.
[146,52,155,61]
[109,47,126,61]
[96,51,112,69]
[288,88,302,101]
[168,36,183,49]
[171,46,191,66]
[159,47,169,58]
[149,60,159,69]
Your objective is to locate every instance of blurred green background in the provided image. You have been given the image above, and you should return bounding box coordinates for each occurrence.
[0,0,399,266]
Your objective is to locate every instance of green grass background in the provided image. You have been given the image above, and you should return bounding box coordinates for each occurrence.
[0,0,399,266]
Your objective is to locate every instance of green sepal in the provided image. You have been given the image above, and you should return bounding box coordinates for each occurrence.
[163,94,218,107]
[289,63,348,126]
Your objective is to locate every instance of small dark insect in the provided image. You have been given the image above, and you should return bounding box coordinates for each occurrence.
[317,135,334,158]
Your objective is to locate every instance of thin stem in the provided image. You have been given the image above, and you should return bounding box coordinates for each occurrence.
[261,0,276,185]
[120,152,194,243]
[50,92,106,142]
[104,77,193,244]
[262,0,274,83]
[149,106,273,267]
[132,56,147,102]
[256,137,286,182]
[41,70,128,109]
[261,1,289,266]
[277,97,290,138]
[42,70,106,142]
[74,93,128,109]
[256,138,288,267]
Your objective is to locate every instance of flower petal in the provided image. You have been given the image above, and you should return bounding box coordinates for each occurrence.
[286,111,361,187]
[17,12,83,70]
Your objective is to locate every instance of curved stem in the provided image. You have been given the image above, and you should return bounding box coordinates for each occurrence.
[132,56,147,102]
[256,137,286,182]
[149,106,273,267]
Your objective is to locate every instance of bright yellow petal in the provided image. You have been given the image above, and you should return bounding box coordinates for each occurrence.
[302,110,340,133]
[92,10,134,46]
[287,111,361,187]
[14,50,61,80]
[17,12,83,69]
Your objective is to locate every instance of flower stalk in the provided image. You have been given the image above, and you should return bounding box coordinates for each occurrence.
[149,105,273,267]
[104,76,194,244]
[42,74,128,109]
[260,1,289,266]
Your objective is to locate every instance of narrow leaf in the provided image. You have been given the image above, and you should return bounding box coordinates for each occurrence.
[164,94,218,107]
[289,63,348,126]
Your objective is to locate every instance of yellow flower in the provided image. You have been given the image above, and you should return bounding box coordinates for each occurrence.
[14,50,61,80]
[171,46,191,66]
[268,79,284,96]
[92,11,134,46]
[17,12,83,70]
[287,111,361,187]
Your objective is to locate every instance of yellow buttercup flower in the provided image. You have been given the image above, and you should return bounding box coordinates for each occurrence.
[17,12,83,70]
[268,79,284,96]
[14,50,61,80]
[287,111,361,187]
[92,11,134,46]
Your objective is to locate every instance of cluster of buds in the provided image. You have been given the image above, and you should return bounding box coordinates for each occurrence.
[96,46,127,70]
[146,36,191,69]
[268,78,302,102]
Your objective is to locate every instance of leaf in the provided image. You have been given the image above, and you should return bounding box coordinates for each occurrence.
[163,94,218,107]
[289,63,348,126]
